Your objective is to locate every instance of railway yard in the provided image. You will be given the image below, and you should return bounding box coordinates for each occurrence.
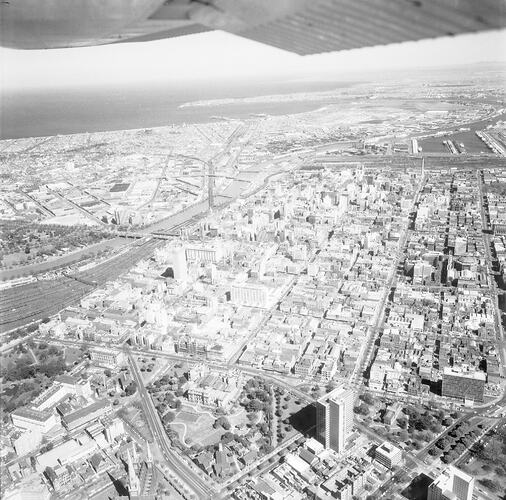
[1,69,506,500]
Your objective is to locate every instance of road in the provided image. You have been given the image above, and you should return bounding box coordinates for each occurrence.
[227,276,297,365]
[415,414,468,462]
[0,237,126,282]
[46,185,108,227]
[20,190,54,217]
[477,169,506,374]
[1,127,278,335]
[49,335,313,404]
[0,238,160,334]
[453,418,502,469]
[219,432,302,493]
[12,146,505,497]
[375,167,506,499]
[377,413,503,499]
[137,158,171,210]
[126,347,212,500]
[350,169,426,386]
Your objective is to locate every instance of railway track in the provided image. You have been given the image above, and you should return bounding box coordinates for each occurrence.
[1,148,280,334]
[0,239,161,333]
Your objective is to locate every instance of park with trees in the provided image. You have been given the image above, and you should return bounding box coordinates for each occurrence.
[461,423,506,498]
[148,370,306,480]
[0,222,113,270]
[0,340,73,420]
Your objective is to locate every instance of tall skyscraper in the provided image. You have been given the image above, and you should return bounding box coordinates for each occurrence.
[155,245,187,281]
[428,466,474,500]
[315,385,354,454]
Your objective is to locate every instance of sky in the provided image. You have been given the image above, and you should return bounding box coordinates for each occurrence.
[1,28,506,93]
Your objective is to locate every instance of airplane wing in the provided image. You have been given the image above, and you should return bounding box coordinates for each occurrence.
[1,0,505,53]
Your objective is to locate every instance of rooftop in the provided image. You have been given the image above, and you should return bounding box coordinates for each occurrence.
[12,407,54,422]
[443,367,487,381]
[376,441,402,458]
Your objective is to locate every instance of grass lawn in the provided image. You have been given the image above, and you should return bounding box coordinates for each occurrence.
[462,460,505,499]
[229,408,248,429]
[120,403,153,442]
[64,346,83,365]
[198,428,224,446]
[172,405,221,446]
[178,410,200,424]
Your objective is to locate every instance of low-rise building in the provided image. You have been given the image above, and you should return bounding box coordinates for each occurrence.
[89,347,126,368]
[12,430,43,456]
[59,400,110,431]
[36,436,98,472]
[1,473,51,500]
[11,407,59,434]
[375,441,403,469]
[187,371,242,409]
[441,367,486,403]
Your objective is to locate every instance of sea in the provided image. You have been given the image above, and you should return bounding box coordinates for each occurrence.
[0,79,359,140]
[3,62,504,141]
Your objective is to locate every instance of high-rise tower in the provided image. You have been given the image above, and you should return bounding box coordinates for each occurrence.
[428,466,474,500]
[315,385,354,454]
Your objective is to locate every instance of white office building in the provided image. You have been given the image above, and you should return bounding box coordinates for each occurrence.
[11,407,59,434]
[428,466,474,500]
[315,385,354,454]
